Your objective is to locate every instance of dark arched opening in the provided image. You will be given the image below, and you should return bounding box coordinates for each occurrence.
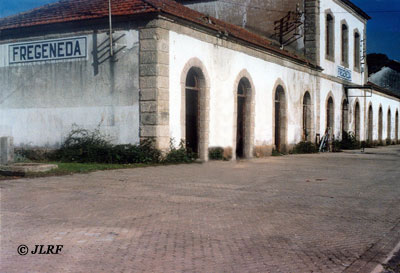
[354,102,360,140]
[378,107,383,142]
[303,92,312,141]
[185,68,201,156]
[341,99,349,136]
[387,109,392,142]
[236,78,251,158]
[396,111,399,142]
[327,97,334,136]
[275,85,286,152]
[368,105,373,142]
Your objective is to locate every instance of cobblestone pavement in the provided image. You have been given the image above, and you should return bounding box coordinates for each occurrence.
[1,146,400,273]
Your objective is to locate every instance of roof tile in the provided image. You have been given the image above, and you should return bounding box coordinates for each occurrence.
[0,0,315,66]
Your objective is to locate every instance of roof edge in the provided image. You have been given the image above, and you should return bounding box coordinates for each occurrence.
[340,0,371,20]
[367,82,400,100]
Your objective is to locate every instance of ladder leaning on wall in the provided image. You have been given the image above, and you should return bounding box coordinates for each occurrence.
[319,128,330,152]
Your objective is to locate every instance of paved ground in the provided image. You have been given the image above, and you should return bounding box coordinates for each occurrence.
[1,146,400,273]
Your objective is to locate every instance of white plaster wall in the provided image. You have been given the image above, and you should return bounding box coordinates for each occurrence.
[320,76,400,141]
[365,93,400,141]
[0,30,140,147]
[169,31,318,149]
[319,0,366,85]
[320,78,344,138]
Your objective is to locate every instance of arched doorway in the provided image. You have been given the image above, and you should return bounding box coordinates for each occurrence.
[378,107,383,142]
[236,78,251,158]
[354,102,360,140]
[341,99,349,136]
[387,109,391,142]
[326,96,334,136]
[367,105,373,142]
[396,111,399,142]
[274,85,286,152]
[303,92,312,141]
[184,68,203,156]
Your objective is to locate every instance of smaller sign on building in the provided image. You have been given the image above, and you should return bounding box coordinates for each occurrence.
[8,36,87,64]
[337,66,352,82]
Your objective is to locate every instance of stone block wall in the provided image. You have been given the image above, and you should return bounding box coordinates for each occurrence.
[139,21,170,151]
[304,0,320,65]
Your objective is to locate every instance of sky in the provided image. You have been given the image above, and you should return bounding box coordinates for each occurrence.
[0,0,399,60]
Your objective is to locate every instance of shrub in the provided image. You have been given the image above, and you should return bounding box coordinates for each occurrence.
[15,148,53,161]
[332,139,342,152]
[291,141,318,154]
[52,126,162,164]
[340,131,360,150]
[271,149,281,156]
[111,140,161,164]
[163,140,196,163]
[209,147,224,160]
[52,127,113,163]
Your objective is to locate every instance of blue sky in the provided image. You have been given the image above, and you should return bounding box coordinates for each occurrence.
[1,0,399,60]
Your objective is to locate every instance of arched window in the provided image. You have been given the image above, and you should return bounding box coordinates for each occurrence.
[326,13,334,59]
[185,69,201,155]
[396,111,399,142]
[368,105,373,142]
[378,107,383,142]
[387,109,391,142]
[326,97,334,136]
[354,102,360,140]
[341,99,349,135]
[236,78,252,158]
[275,85,287,152]
[341,23,349,66]
[303,92,312,141]
[354,32,361,70]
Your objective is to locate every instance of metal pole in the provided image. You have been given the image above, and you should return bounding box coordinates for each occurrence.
[108,0,113,56]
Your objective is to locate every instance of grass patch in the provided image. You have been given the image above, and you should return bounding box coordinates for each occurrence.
[0,162,149,180]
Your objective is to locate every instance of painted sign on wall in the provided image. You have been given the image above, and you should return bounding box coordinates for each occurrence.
[337,66,352,82]
[8,36,87,64]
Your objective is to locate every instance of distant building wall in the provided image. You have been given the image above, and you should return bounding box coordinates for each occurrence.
[178,0,304,51]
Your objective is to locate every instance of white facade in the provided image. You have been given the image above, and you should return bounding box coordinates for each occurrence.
[169,31,318,152]
[0,0,399,158]
[320,0,366,84]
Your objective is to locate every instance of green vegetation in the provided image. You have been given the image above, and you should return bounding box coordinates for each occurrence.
[271,149,282,156]
[164,140,196,163]
[290,141,318,154]
[208,147,225,160]
[339,131,360,150]
[25,162,148,178]
[2,127,197,179]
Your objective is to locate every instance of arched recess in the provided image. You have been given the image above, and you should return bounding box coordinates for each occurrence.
[180,58,210,161]
[341,98,349,135]
[387,108,392,141]
[396,110,399,142]
[354,101,360,140]
[302,91,312,142]
[233,70,255,159]
[274,82,287,153]
[326,94,335,137]
[367,104,373,142]
[378,106,383,142]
